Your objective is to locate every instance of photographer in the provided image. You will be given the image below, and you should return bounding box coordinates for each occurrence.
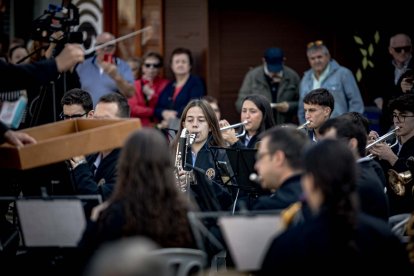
[0,43,84,145]
[0,43,84,92]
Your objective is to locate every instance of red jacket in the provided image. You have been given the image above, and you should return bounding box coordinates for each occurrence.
[128,77,169,126]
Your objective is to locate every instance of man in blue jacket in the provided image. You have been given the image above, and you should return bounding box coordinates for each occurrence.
[298,41,364,124]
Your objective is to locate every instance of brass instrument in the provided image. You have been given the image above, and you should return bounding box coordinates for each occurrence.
[270,103,281,108]
[220,120,248,138]
[280,201,302,228]
[388,169,412,196]
[366,126,400,150]
[388,156,414,196]
[363,127,400,160]
[297,120,310,130]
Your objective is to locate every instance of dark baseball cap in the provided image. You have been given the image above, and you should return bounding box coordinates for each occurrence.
[264,48,284,73]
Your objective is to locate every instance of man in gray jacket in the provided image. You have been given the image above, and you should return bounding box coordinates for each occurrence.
[297,41,364,124]
[236,47,300,125]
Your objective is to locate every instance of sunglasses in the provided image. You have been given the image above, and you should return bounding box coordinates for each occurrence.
[393,46,411,53]
[60,111,88,120]
[144,63,161,69]
[307,40,324,49]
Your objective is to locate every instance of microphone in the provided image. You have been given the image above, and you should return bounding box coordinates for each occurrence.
[249,173,261,184]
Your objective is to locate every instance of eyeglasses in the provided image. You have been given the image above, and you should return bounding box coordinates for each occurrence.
[256,151,271,161]
[144,63,161,69]
[60,112,88,120]
[392,113,414,123]
[307,40,324,49]
[393,46,411,53]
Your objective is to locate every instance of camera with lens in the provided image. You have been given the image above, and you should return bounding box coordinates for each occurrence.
[31,2,83,54]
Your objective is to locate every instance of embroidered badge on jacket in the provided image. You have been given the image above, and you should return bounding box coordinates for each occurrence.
[205,168,215,180]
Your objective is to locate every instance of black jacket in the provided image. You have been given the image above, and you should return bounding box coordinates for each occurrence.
[252,174,302,211]
[260,211,412,274]
[186,142,233,211]
[0,59,60,92]
[379,136,414,215]
[73,149,121,201]
[357,159,389,221]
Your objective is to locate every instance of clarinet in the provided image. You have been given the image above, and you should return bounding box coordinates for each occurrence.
[175,128,188,192]
[174,129,197,193]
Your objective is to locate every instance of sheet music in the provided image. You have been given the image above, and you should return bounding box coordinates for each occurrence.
[218,214,283,271]
[16,199,86,247]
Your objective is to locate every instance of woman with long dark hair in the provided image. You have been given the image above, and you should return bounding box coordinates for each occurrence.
[171,99,233,211]
[78,128,194,268]
[221,94,275,149]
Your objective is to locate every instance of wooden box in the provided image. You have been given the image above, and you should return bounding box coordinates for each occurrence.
[0,118,141,170]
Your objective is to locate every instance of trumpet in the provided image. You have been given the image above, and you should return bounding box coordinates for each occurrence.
[220,120,248,138]
[362,127,400,160]
[270,103,281,108]
[366,126,400,150]
[297,120,310,130]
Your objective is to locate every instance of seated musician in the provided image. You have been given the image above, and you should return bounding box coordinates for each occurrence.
[70,93,130,201]
[252,126,309,211]
[319,116,390,221]
[60,88,94,120]
[220,94,275,149]
[171,99,233,211]
[260,140,412,274]
[369,94,414,216]
[301,88,334,142]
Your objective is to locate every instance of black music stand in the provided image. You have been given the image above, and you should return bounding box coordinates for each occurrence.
[18,161,75,197]
[224,147,270,208]
[9,194,101,274]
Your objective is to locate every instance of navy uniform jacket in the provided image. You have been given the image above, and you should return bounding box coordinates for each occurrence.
[185,142,233,211]
[73,149,121,201]
[260,211,412,274]
[357,159,389,221]
[252,174,302,211]
[379,136,414,215]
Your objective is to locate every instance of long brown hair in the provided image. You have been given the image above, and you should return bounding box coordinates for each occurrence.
[100,128,193,247]
[171,99,225,152]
